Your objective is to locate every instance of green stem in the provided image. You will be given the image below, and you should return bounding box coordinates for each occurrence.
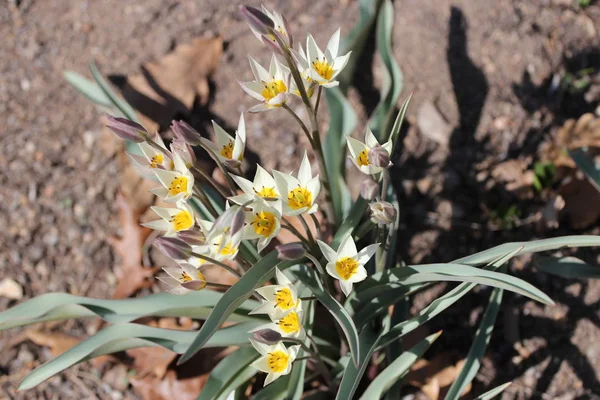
[354,219,375,241]
[285,337,332,389]
[192,187,219,219]
[190,251,242,278]
[282,104,314,148]
[197,142,237,195]
[192,166,230,200]
[314,86,323,118]
[309,213,323,241]
[299,214,316,245]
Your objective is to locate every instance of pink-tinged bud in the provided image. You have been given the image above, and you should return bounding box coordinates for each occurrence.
[223,158,242,170]
[240,6,274,35]
[176,230,205,246]
[368,145,391,168]
[276,242,306,260]
[369,201,397,225]
[360,179,380,201]
[171,120,202,146]
[230,206,245,236]
[253,329,282,345]
[106,116,147,143]
[154,237,192,260]
[171,137,196,166]
[181,280,207,291]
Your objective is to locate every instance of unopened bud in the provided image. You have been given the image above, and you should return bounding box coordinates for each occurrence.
[181,280,207,291]
[106,116,148,143]
[368,145,391,168]
[154,237,192,260]
[230,206,245,236]
[369,201,397,225]
[223,158,242,170]
[276,242,306,260]
[171,120,202,145]
[240,6,274,35]
[176,230,205,246]
[171,138,196,166]
[252,329,282,345]
[360,179,380,201]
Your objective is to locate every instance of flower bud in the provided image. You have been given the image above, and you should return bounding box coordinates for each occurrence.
[240,6,274,35]
[171,120,202,146]
[154,237,192,260]
[360,179,380,201]
[223,158,242,170]
[368,145,391,168]
[171,137,196,166]
[106,116,148,143]
[230,206,245,236]
[369,201,397,225]
[176,230,205,246]
[181,280,207,291]
[276,242,306,260]
[252,329,282,345]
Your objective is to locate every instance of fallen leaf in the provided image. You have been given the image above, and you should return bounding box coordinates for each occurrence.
[127,347,177,379]
[490,158,535,200]
[25,330,82,357]
[0,278,23,300]
[121,37,223,129]
[559,176,600,229]
[130,370,208,400]
[107,192,159,299]
[406,354,470,400]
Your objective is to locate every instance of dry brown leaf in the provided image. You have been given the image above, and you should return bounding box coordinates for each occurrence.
[130,369,209,400]
[122,37,223,129]
[490,158,535,200]
[25,330,82,357]
[107,193,159,299]
[537,194,565,230]
[559,177,600,229]
[127,347,177,379]
[406,354,470,400]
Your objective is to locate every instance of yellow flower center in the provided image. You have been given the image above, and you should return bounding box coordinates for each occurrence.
[277,311,301,335]
[171,210,193,231]
[181,272,192,282]
[312,58,334,81]
[252,211,277,237]
[221,141,234,159]
[274,288,296,310]
[214,237,237,257]
[261,80,287,103]
[267,350,290,373]
[357,150,370,167]
[256,187,278,199]
[169,160,175,170]
[150,154,164,168]
[288,187,312,210]
[181,270,207,288]
[335,257,359,281]
[169,176,189,196]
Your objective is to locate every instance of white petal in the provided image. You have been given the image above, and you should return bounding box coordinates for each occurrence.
[250,356,271,374]
[325,262,340,280]
[211,121,234,148]
[322,80,340,88]
[273,170,290,200]
[254,165,276,191]
[264,373,280,386]
[240,81,266,101]
[306,175,321,202]
[275,268,292,286]
[326,28,341,58]
[365,126,379,148]
[249,103,271,113]
[317,240,337,263]
[250,339,271,356]
[149,186,169,199]
[332,52,352,75]
[141,219,170,232]
[356,243,380,265]
[337,234,358,259]
[297,151,312,184]
[348,265,368,284]
[232,175,255,195]
[383,140,393,155]
[339,280,354,296]
[249,300,276,316]
[267,92,288,107]
[346,136,368,159]
[248,55,271,82]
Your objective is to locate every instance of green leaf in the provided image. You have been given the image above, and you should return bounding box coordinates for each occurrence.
[331,195,369,249]
[287,289,315,400]
[295,266,361,367]
[63,71,114,109]
[358,263,553,305]
[444,288,503,400]
[197,347,259,400]
[88,61,139,123]
[0,291,264,332]
[19,322,261,390]
[475,382,512,400]
[359,331,441,400]
[369,0,403,141]
[453,235,600,267]
[324,87,357,224]
[389,94,412,152]
[179,251,290,364]
[570,148,600,191]
[535,256,600,279]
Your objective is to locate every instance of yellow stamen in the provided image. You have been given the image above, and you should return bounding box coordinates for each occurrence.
[267,350,290,373]
[277,311,301,335]
[181,272,192,282]
[261,80,287,103]
[150,154,164,168]
[357,150,370,167]
[252,211,277,237]
[171,210,193,231]
[288,187,312,210]
[169,176,189,196]
[221,141,234,159]
[256,187,278,199]
[274,288,296,310]
[335,257,359,280]
[312,58,334,81]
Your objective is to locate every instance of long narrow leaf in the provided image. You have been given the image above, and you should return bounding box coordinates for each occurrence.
[475,382,512,400]
[570,148,600,191]
[197,347,259,400]
[88,61,139,122]
[389,94,412,152]
[536,256,600,279]
[63,71,114,108]
[331,195,369,249]
[359,331,441,400]
[444,288,503,400]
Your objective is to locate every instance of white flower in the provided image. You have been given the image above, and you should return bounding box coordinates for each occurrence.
[317,234,379,296]
[128,134,173,177]
[274,151,320,216]
[151,152,195,203]
[250,340,300,386]
[230,165,281,205]
[243,200,282,253]
[251,268,302,319]
[251,309,305,340]
[303,29,351,88]
[346,126,393,175]
[240,55,291,112]
[249,5,291,48]
[142,202,196,236]
[203,113,246,164]
[157,263,207,294]
[199,219,242,262]
[170,138,195,168]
